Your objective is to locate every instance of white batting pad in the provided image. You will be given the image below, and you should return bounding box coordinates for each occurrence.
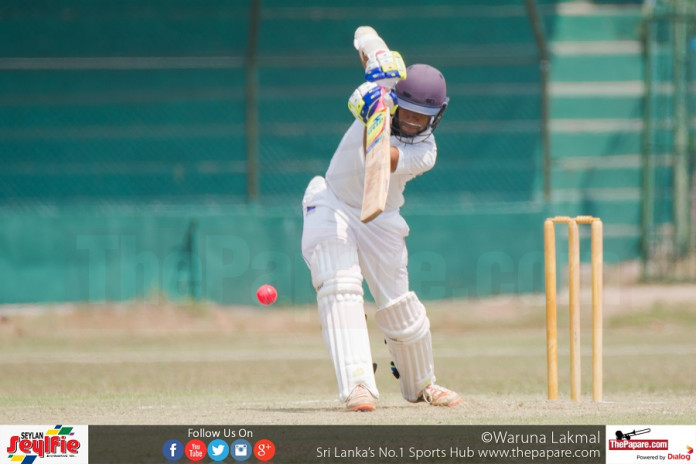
[374,291,435,402]
[311,239,378,402]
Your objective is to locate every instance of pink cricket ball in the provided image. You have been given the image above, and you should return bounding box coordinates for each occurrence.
[256,284,278,305]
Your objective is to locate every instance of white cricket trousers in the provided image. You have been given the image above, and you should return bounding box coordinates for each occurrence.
[301,176,410,308]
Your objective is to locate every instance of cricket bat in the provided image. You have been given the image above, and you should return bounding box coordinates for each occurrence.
[354,26,393,223]
[361,91,391,222]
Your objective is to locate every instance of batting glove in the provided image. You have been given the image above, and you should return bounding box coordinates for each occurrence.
[364,50,407,88]
[348,82,398,125]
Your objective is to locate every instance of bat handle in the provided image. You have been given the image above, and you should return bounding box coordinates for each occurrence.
[354,26,388,61]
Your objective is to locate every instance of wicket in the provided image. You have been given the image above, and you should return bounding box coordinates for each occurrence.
[544,216,603,402]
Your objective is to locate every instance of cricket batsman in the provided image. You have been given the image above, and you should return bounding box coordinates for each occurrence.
[301,27,461,411]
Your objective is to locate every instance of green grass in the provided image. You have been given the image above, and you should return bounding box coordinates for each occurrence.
[1,291,695,425]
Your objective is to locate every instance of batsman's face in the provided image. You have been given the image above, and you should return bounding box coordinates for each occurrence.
[398,108,430,135]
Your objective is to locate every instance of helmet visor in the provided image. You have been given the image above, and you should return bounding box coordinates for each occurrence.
[397,98,443,116]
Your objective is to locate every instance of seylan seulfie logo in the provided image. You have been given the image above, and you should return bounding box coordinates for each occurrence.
[2,425,88,464]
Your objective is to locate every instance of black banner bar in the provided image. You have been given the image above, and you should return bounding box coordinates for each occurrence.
[90,425,605,463]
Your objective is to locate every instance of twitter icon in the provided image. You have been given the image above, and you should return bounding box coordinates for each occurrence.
[207,439,229,462]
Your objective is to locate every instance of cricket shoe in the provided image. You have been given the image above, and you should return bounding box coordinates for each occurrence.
[418,384,462,407]
[345,385,376,412]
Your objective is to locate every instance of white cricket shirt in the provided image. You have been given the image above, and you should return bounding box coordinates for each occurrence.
[325,120,437,211]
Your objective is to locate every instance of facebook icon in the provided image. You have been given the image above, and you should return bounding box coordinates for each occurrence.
[163,439,184,462]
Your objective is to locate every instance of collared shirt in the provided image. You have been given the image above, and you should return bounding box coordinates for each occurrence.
[325,120,437,211]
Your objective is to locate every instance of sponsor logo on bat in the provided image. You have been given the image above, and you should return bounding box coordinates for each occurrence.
[366,111,386,153]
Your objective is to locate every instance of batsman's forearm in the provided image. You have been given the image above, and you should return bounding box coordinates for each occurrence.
[390,146,399,172]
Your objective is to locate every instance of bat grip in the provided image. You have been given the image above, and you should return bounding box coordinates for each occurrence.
[354,26,388,60]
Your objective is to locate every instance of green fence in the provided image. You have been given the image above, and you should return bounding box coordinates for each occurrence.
[2,0,668,305]
[642,0,696,280]
[1,0,544,207]
[1,205,560,305]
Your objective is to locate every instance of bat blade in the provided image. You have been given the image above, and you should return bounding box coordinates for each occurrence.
[360,92,390,223]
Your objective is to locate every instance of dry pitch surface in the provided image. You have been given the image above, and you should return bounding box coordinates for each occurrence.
[1,284,695,425]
